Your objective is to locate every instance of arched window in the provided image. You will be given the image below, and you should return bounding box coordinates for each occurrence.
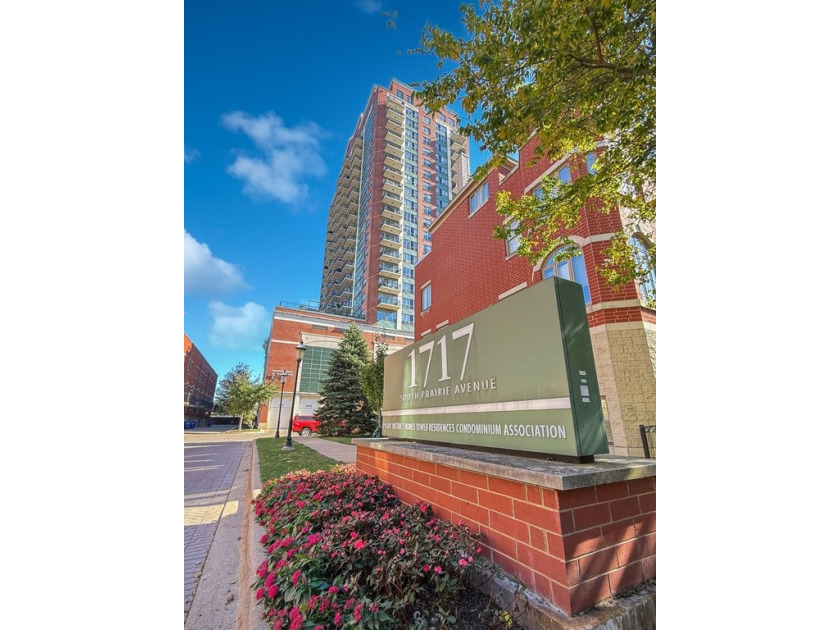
[542,248,591,305]
[631,235,656,304]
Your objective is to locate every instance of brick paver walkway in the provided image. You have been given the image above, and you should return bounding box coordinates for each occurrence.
[184,435,248,619]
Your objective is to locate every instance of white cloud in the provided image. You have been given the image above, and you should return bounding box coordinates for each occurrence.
[207,301,270,350]
[353,0,382,13]
[184,146,200,163]
[184,231,250,295]
[220,111,328,204]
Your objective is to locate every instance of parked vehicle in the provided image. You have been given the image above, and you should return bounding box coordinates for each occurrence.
[291,415,319,436]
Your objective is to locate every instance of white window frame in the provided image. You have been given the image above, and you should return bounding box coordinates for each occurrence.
[421,282,432,311]
[469,181,489,216]
[505,219,521,257]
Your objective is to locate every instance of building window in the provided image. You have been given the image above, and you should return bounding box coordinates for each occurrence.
[377,310,397,326]
[542,248,591,305]
[469,181,489,215]
[631,235,656,305]
[421,283,432,311]
[423,244,431,255]
[505,219,520,256]
[299,346,336,394]
[396,89,404,99]
[586,152,597,174]
[558,165,571,184]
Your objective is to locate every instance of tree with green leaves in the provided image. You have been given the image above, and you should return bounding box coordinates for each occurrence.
[414,0,655,303]
[314,324,375,436]
[215,363,277,431]
[360,333,388,437]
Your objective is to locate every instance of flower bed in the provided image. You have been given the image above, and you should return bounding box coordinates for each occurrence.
[252,465,491,629]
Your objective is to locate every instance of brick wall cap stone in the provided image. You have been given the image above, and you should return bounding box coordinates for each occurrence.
[353,439,655,490]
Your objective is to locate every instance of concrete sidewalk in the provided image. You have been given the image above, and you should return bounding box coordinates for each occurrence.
[294,436,357,463]
[185,438,269,630]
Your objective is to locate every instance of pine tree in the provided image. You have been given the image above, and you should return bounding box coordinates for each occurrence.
[314,324,375,435]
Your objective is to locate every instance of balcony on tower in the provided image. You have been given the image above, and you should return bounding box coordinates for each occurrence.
[381,204,401,222]
[384,152,402,170]
[383,176,401,196]
[379,245,400,264]
[385,99,405,125]
[385,128,402,146]
[377,293,400,310]
[382,190,402,208]
[383,165,403,184]
[380,231,401,247]
[380,217,401,236]
[384,140,403,159]
[385,114,403,134]
[378,277,400,295]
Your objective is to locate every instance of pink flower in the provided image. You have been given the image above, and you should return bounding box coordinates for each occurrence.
[289,607,303,630]
[256,587,265,599]
[292,570,302,586]
[459,558,468,566]
[328,586,340,595]
[334,612,342,625]
[354,539,366,550]
[268,584,279,598]
[434,566,443,574]
[423,564,430,572]
[265,572,276,588]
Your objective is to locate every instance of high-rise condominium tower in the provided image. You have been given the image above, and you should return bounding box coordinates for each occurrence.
[319,79,469,332]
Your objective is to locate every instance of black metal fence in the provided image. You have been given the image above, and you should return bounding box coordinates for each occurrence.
[639,424,656,458]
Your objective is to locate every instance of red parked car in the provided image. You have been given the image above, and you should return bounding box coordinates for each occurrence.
[291,415,320,436]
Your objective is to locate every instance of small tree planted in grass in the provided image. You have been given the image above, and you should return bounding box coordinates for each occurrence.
[314,324,375,435]
[216,363,277,431]
[360,333,387,437]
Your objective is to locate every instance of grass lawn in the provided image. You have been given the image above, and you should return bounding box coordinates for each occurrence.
[255,438,341,483]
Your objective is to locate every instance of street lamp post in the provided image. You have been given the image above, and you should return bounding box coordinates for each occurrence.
[271,370,292,439]
[284,340,307,451]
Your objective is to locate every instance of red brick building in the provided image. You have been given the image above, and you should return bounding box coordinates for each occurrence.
[415,136,656,456]
[257,306,413,431]
[184,333,218,426]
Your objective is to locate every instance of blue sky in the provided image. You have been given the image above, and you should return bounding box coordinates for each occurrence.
[185,0,490,386]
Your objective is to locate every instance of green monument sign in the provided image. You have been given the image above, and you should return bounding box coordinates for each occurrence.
[382,277,608,459]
